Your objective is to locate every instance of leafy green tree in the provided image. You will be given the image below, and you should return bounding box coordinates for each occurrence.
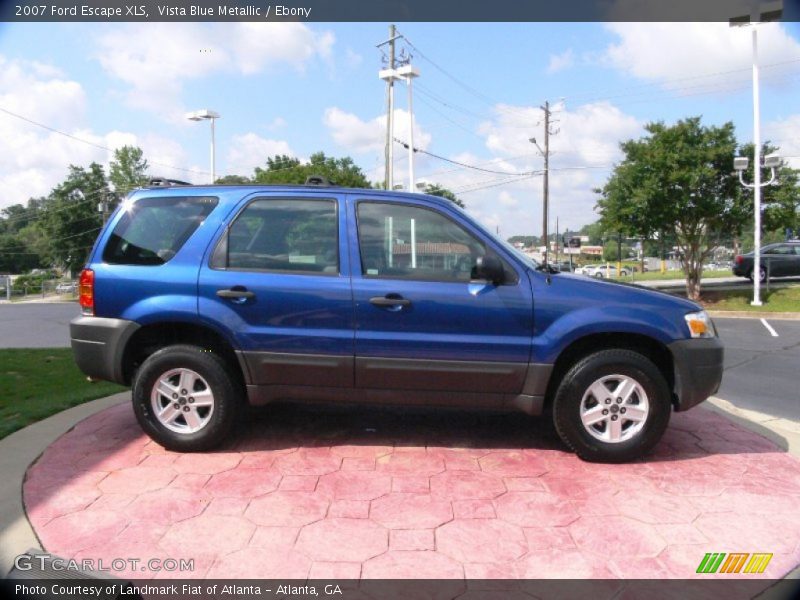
[253,152,372,188]
[736,142,800,236]
[507,235,539,247]
[597,117,743,299]
[215,174,252,184]
[0,234,41,273]
[420,183,465,208]
[602,240,633,262]
[578,221,606,246]
[109,146,149,195]
[41,163,108,275]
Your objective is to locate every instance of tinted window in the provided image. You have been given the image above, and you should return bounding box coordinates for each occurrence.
[103,196,218,265]
[357,202,490,283]
[770,245,794,255]
[218,198,338,274]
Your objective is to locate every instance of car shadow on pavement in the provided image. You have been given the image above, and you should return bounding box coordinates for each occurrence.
[225,401,788,464]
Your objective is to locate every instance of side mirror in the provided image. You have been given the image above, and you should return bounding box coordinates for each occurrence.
[472,255,505,285]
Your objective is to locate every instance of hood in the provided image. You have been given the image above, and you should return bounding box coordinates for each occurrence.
[539,270,701,313]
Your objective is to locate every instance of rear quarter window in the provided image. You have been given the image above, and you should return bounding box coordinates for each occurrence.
[103,196,218,265]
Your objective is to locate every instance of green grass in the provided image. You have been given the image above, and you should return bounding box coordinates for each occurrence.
[611,269,732,282]
[700,285,800,312]
[0,348,126,440]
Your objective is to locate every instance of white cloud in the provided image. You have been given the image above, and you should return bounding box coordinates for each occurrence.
[601,22,800,90]
[415,101,644,236]
[267,117,287,131]
[765,114,800,169]
[323,107,432,155]
[345,48,363,69]
[547,49,574,74]
[0,55,200,207]
[225,133,295,176]
[94,23,335,120]
[0,56,86,129]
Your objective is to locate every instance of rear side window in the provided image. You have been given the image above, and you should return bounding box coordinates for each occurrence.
[212,198,338,274]
[103,196,218,265]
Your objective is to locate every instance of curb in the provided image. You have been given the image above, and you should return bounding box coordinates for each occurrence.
[707,310,800,320]
[0,392,129,577]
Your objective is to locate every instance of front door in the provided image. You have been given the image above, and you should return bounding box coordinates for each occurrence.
[349,197,534,394]
[198,193,354,388]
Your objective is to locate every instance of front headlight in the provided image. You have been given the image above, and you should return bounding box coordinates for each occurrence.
[684,310,715,338]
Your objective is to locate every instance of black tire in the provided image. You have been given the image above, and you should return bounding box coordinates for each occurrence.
[552,349,671,463]
[132,344,243,452]
[748,266,767,284]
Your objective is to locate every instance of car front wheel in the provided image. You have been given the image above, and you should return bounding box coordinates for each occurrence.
[132,344,242,451]
[552,349,671,463]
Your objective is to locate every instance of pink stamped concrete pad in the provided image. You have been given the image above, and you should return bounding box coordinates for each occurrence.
[22,401,800,581]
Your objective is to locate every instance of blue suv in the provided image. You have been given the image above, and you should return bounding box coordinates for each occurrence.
[70,182,723,462]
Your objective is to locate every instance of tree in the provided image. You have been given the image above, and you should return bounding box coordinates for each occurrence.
[597,117,743,300]
[215,174,251,184]
[41,163,109,275]
[578,221,605,246]
[419,183,465,208]
[736,142,800,238]
[253,152,372,188]
[109,146,149,194]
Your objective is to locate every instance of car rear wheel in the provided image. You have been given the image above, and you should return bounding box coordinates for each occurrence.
[132,344,242,451]
[552,349,671,463]
[747,266,767,284]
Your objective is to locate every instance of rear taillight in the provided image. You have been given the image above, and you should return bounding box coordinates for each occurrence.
[78,268,94,315]
[735,255,743,265]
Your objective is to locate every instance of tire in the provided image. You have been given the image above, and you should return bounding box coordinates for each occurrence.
[552,349,671,463]
[594,272,603,278]
[132,344,243,452]
[748,266,767,284]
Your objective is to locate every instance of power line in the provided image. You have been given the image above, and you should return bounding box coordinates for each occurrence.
[0,107,210,177]
[393,137,535,176]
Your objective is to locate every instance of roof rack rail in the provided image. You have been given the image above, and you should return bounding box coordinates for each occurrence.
[305,175,336,186]
[148,177,192,187]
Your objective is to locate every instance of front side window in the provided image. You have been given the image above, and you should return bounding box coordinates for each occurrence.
[215,198,338,274]
[103,196,218,265]
[768,245,793,255]
[357,202,491,283]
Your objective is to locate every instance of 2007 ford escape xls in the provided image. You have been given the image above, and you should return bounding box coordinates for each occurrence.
[70,180,723,463]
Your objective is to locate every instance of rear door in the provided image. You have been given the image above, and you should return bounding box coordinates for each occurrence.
[765,244,796,276]
[198,192,354,388]
[348,196,534,394]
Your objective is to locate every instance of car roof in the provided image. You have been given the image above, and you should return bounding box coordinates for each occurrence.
[129,184,457,211]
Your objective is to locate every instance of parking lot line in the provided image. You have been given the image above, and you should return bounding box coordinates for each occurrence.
[760,318,779,337]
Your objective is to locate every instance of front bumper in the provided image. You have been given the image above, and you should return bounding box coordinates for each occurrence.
[668,337,724,411]
[70,316,140,385]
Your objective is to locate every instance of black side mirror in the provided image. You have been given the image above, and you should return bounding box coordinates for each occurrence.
[472,255,505,285]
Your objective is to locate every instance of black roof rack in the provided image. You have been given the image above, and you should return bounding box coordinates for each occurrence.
[148,177,192,187]
[304,175,336,186]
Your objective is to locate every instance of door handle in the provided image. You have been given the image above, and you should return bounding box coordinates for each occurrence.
[216,288,255,300]
[369,295,411,307]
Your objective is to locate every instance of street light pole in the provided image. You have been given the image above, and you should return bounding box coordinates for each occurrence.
[751,22,763,305]
[730,1,783,305]
[397,65,420,192]
[186,109,221,184]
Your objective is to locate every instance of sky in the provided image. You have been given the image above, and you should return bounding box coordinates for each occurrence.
[1,20,799,237]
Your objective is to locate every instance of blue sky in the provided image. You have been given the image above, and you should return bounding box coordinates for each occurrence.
[1,21,799,236]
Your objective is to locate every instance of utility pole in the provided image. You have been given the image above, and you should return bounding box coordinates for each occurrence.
[381,25,397,190]
[98,192,109,226]
[530,101,557,266]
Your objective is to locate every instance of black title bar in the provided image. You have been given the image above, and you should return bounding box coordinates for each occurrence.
[1,0,795,23]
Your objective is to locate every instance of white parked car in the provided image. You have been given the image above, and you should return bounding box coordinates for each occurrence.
[586,265,630,278]
[56,282,76,294]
